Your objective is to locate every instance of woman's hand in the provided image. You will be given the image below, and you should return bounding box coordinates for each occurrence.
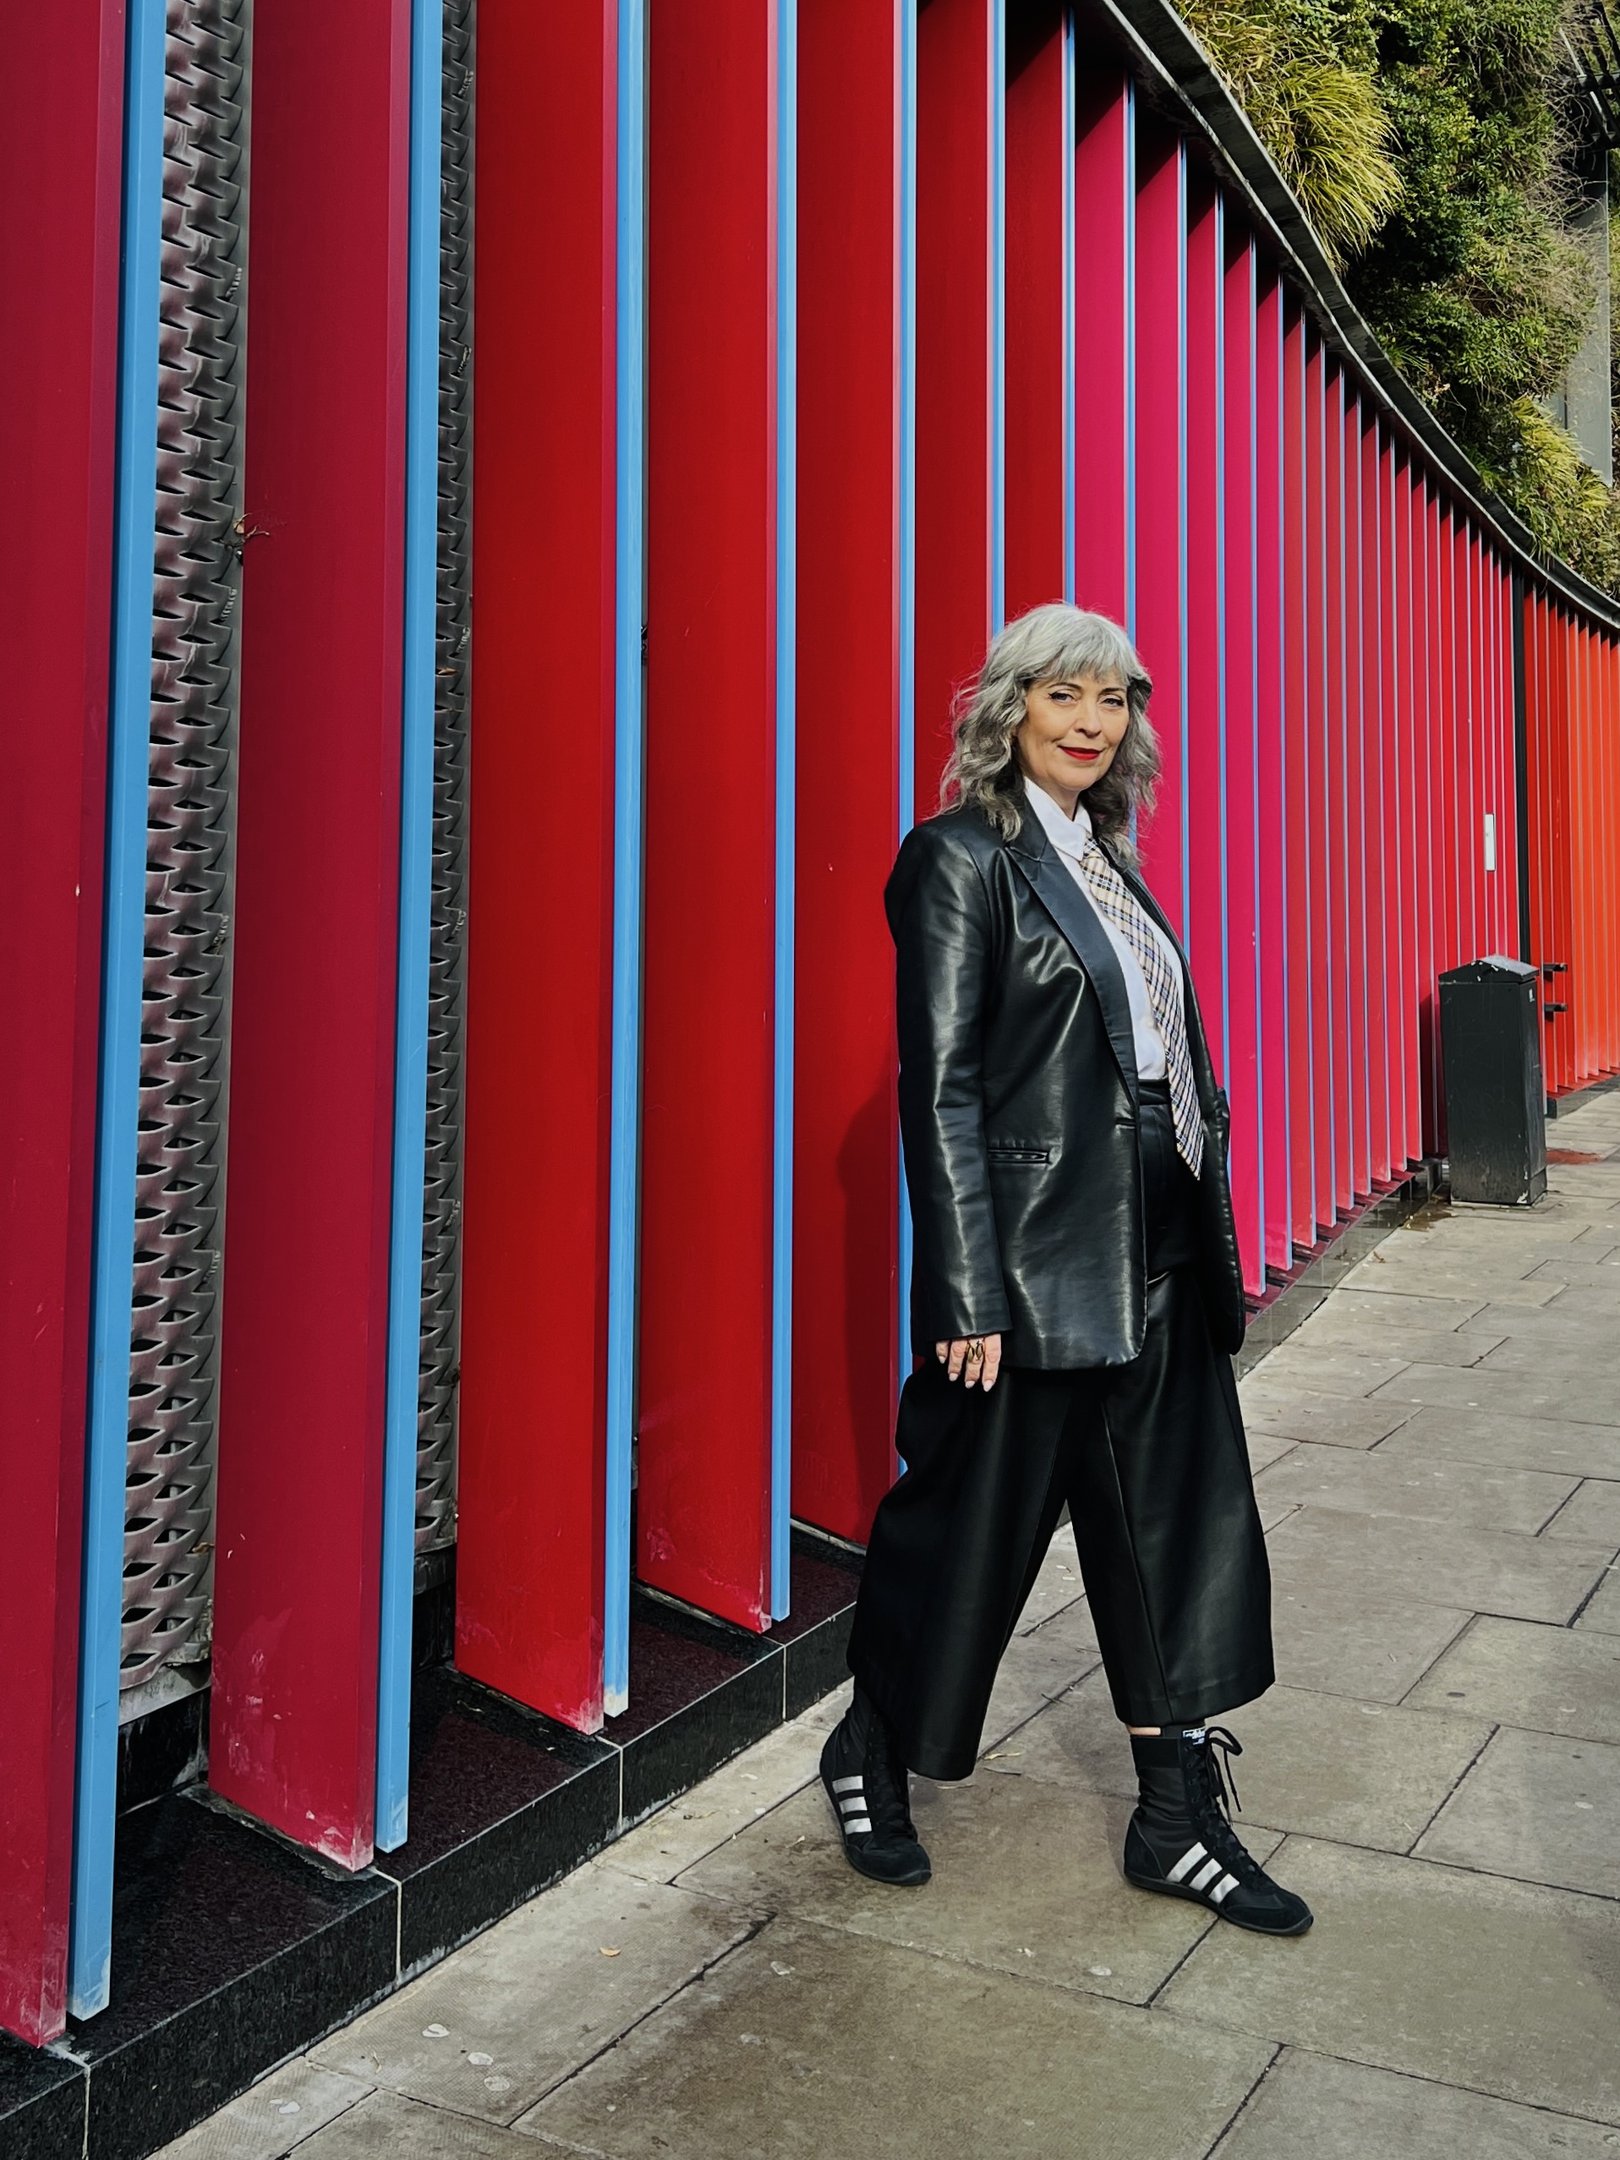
[935,1333,1003,1390]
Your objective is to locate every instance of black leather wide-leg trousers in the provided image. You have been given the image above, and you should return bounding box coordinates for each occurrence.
[847,1094,1274,1781]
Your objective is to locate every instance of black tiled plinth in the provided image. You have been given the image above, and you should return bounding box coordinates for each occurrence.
[62,1795,396,2160]
[0,2037,85,2160]
[775,1533,863,1720]
[608,1593,786,1823]
[1,1559,867,2160]
[373,1666,619,1975]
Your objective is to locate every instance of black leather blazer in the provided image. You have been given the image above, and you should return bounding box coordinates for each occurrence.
[886,795,1246,1368]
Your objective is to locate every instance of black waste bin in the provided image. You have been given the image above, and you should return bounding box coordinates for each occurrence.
[1438,957,1548,1207]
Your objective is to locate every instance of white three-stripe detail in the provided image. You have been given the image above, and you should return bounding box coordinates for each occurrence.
[1210,1873,1239,1905]
[837,1795,867,1815]
[1190,1858,1223,1894]
[831,1776,864,1794]
[1166,1842,1208,1885]
[842,1817,873,1834]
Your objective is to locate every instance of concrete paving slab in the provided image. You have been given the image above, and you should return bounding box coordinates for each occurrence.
[1212,2047,1620,2160]
[153,2061,374,2160]
[308,1863,762,2125]
[1158,1837,1620,2125]
[1406,1614,1620,1743]
[516,1917,1276,2160]
[1529,1283,1620,1317]
[1414,1726,1620,1898]
[1344,1267,1571,1307]
[1264,1505,1613,1624]
[1020,1589,1103,1671]
[1239,1344,1415,1399]
[1483,1333,1620,1383]
[981,1608,1104,1745]
[1377,1404,1620,1482]
[1371,1360,1620,1429]
[286,2092,543,2159]
[1245,1426,1299,1473]
[678,1772,1277,2007]
[1253,1440,1575,1534]
[1464,1299,1620,1344]
[990,1674,1491,1853]
[1266,1552,1472,1702]
[1276,1314,1506,1368]
[1328,1287,1495,1327]
[1012,1529,1086,1632]
[1521,1249,1620,1276]
[1544,1479,1620,1545]
[602,1713,837,1887]
[1235,1386,1418,1451]
[1576,1564,1620,1636]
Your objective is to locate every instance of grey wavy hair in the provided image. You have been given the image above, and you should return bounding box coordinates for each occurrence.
[939,602,1160,860]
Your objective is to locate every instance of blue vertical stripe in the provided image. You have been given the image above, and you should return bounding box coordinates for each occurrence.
[1214,194,1229,1057]
[605,0,647,1715]
[1246,245,1266,1256]
[989,0,1006,633]
[70,0,166,2021]
[1278,298,1304,1261]
[1123,82,1137,640]
[769,0,797,1621]
[376,0,443,1852]
[897,0,917,1393]
[1175,145,1190,930]
[1061,8,1076,604]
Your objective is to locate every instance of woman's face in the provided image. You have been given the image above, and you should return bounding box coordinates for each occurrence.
[1013,672,1131,814]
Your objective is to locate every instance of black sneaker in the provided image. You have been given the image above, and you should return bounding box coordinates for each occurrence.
[820,1687,932,1887]
[1123,1725,1312,1936]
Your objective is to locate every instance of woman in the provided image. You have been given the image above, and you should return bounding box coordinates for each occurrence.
[821,603,1310,1938]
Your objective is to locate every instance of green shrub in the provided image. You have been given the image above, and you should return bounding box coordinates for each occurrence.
[1171,0,1620,590]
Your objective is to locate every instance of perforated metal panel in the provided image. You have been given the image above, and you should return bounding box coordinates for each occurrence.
[122,0,249,1690]
[417,0,473,1558]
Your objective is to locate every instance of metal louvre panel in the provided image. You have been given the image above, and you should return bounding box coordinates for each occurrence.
[418,0,473,1558]
[122,0,249,1690]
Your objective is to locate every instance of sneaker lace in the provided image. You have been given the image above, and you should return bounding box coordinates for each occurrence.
[866,1722,919,1843]
[1186,1726,1265,1884]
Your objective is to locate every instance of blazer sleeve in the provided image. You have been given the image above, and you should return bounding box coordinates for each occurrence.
[885,824,1013,1344]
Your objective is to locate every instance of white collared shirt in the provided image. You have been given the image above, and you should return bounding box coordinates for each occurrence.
[1021,774,1182,1082]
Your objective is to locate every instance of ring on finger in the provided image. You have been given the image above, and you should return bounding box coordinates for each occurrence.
[964,1338,985,1365]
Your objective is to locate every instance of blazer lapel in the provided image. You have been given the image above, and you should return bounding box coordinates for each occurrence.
[1007,805,1141,1106]
[1103,839,1219,1113]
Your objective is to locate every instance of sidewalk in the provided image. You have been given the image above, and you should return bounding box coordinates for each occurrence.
[161,1096,1620,2160]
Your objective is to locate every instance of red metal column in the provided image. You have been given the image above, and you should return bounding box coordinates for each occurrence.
[1282,303,1314,1253]
[792,0,903,1545]
[457,2,620,1729]
[1455,518,1478,965]
[212,0,410,1866]
[1223,221,1264,1295]
[1323,365,1351,1216]
[1396,457,1422,1161]
[1134,121,1186,920]
[915,0,995,809]
[1305,337,1332,1233]
[1425,491,1450,1143]
[1184,174,1223,1040]
[1004,2,1066,619]
[1381,432,1410,1169]
[0,0,123,2044]
[1362,411,1391,1186]
[1255,270,1292,1275]
[1341,385,1369,1200]
[1073,71,1132,622]
[638,1,780,1629]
